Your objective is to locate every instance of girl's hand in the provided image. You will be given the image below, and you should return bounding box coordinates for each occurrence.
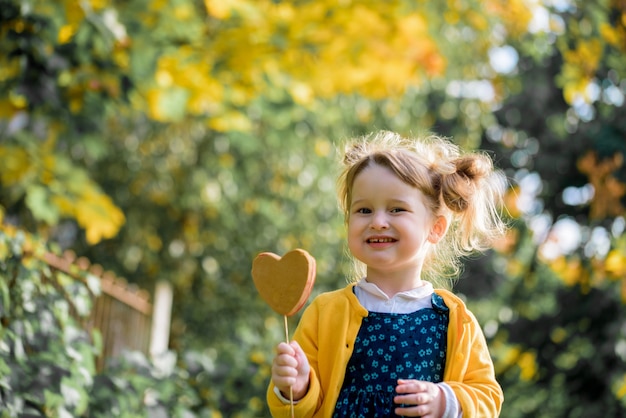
[394,379,445,418]
[271,341,310,401]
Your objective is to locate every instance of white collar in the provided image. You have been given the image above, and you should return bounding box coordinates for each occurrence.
[354,278,434,314]
[356,277,434,300]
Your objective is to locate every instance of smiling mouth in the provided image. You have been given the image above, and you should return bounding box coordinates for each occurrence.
[367,237,396,243]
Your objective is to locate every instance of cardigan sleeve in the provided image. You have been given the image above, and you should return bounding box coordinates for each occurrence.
[266,286,366,418]
[267,368,321,418]
[444,297,504,417]
[267,300,323,418]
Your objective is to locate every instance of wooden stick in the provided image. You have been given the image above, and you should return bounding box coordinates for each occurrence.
[284,314,294,418]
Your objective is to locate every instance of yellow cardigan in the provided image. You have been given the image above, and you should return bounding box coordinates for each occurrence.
[267,284,503,417]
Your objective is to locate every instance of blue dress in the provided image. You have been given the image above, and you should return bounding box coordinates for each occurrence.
[333,293,449,417]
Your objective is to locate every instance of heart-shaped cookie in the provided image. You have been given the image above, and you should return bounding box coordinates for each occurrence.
[251,249,316,317]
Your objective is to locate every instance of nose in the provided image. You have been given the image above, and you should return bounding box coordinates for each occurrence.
[370,211,389,230]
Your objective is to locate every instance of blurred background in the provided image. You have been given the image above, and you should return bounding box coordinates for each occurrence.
[1,0,625,416]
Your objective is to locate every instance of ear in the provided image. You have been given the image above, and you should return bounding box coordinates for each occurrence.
[428,216,448,244]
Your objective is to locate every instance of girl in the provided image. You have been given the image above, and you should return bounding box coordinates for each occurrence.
[268,131,506,417]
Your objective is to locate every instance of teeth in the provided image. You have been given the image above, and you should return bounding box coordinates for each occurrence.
[369,238,394,243]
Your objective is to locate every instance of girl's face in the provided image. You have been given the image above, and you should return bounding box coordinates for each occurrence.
[347,163,443,280]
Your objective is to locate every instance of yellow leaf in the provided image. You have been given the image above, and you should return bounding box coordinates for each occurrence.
[486,0,533,37]
[600,23,620,46]
[62,0,85,26]
[561,72,591,104]
[149,0,168,12]
[87,0,107,11]
[70,97,83,113]
[174,3,194,20]
[58,24,76,44]
[606,250,626,279]
[9,91,27,109]
[146,89,164,120]
[155,69,174,88]
[0,238,7,261]
[547,256,583,286]
[204,0,247,19]
[0,100,16,118]
[503,186,522,218]
[467,10,488,31]
[75,190,126,244]
[0,145,32,184]
[498,345,521,370]
[249,350,266,364]
[314,139,332,158]
[50,194,75,215]
[518,350,537,381]
[288,82,314,105]
[563,39,602,81]
[615,374,626,399]
[208,111,251,132]
[444,10,460,25]
[0,57,20,82]
[112,47,130,70]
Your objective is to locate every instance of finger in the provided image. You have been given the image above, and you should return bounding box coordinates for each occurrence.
[273,358,297,374]
[274,353,298,369]
[288,341,304,361]
[394,392,426,406]
[396,380,426,395]
[276,342,295,356]
[272,363,298,386]
[395,391,436,407]
[272,375,295,388]
[289,340,302,351]
[290,342,308,363]
[394,404,426,417]
[396,400,436,417]
[415,393,431,404]
[395,382,411,394]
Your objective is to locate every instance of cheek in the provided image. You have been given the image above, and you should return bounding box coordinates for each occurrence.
[347,234,361,258]
[346,223,356,239]
[346,222,361,245]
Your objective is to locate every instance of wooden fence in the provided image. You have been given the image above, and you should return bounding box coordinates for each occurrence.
[43,250,155,371]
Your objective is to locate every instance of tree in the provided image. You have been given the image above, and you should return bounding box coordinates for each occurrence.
[463,1,626,415]
[2,0,626,416]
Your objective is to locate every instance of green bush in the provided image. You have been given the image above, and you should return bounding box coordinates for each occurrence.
[0,227,98,416]
[0,227,228,417]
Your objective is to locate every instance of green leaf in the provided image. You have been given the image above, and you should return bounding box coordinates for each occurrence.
[91,329,103,356]
[61,377,89,414]
[156,88,190,122]
[24,185,59,225]
[0,272,10,316]
[85,273,102,297]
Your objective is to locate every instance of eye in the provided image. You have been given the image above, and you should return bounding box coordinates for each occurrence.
[355,207,372,214]
[390,207,406,213]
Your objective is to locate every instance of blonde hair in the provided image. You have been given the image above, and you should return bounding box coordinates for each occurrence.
[337,131,508,288]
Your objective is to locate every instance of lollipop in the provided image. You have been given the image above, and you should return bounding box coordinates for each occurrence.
[251,248,316,416]
[251,249,316,316]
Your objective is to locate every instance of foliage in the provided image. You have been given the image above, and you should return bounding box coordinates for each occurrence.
[0,0,126,243]
[0,224,99,416]
[1,0,626,416]
[460,1,626,415]
[0,0,532,244]
[0,225,239,417]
